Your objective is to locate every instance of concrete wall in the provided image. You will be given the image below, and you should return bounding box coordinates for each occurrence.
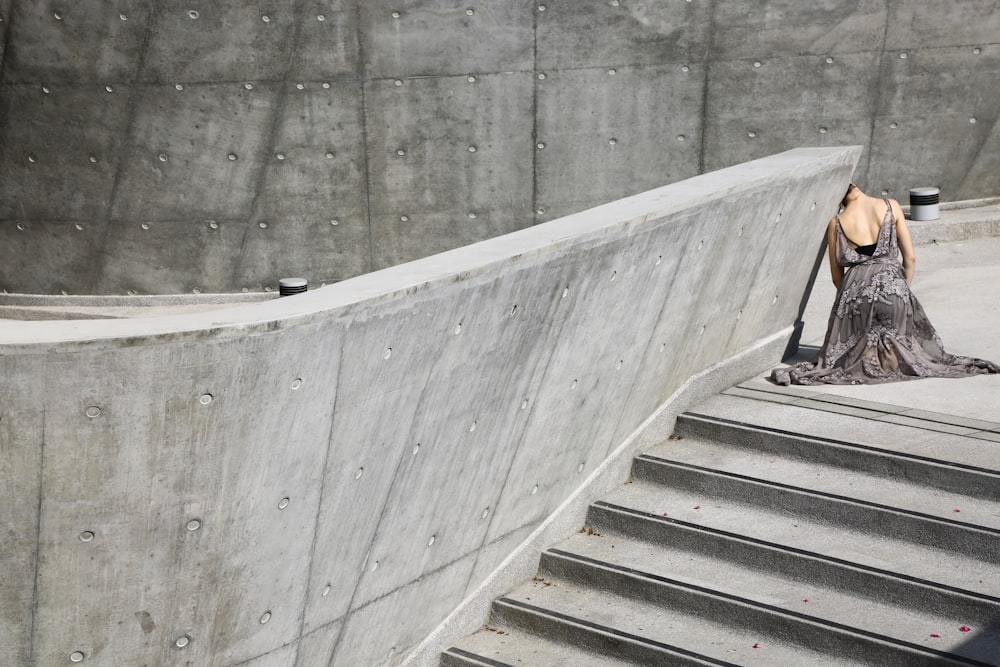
[0,1,995,295]
[0,147,860,666]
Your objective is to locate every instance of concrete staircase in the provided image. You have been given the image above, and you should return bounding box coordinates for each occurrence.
[442,386,1000,666]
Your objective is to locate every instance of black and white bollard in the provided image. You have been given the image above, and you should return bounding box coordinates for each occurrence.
[909,187,940,221]
[278,278,308,296]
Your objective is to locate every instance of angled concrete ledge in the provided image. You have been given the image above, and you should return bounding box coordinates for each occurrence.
[0,147,859,666]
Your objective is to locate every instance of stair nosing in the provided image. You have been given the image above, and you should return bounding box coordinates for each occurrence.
[679,411,1000,478]
[494,597,740,667]
[441,647,516,667]
[591,500,1000,606]
[542,547,995,667]
[635,453,1000,538]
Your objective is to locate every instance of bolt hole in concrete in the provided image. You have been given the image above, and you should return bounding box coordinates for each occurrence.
[79,531,94,542]
[530,485,538,495]
[354,468,364,480]
[186,519,201,531]
[259,611,271,624]
[85,406,101,418]
[469,420,477,432]
[69,652,84,663]
[187,9,199,19]
[175,635,190,649]
[278,497,290,510]
[427,535,436,546]
[199,393,213,405]
[322,584,331,597]
[412,443,420,456]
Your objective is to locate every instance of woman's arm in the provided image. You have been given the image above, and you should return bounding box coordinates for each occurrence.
[893,199,916,284]
[826,217,844,289]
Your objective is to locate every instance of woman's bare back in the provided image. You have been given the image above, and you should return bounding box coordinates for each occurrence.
[837,195,889,246]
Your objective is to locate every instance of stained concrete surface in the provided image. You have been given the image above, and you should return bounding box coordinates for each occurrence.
[1,1,997,294]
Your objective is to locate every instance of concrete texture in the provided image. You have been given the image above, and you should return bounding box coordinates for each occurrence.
[0,148,856,666]
[445,392,1000,665]
[1,1,997,295]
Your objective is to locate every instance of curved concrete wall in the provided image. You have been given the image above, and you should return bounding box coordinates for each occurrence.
[0,147,860,666]
[0,1,996,294]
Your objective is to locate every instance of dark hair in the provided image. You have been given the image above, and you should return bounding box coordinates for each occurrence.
[841,182,856,208]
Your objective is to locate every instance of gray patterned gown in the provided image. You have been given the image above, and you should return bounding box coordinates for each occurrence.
[772,200,1000,385]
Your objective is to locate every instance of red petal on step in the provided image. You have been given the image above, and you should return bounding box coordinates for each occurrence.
[960,626,972,633]
[662,512,669,516]
[953,509,961,513]
[930,633,940,638]
[693,505,701,510]
[802,599,809,603]
[752,643,761,649]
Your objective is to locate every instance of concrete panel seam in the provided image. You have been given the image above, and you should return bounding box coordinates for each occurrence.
[325,354,441,666]
[89,2,159,294]
[26,386,46,666]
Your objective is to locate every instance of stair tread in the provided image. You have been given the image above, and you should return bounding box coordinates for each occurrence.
[603,481,1000,599]
[445,626,653,667]
[688,393,1000,473]
[546,530,997,658]
[642,437,1000,531]
[495,576,869,666]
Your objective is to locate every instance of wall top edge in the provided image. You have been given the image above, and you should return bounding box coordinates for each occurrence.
[0,146,861,352]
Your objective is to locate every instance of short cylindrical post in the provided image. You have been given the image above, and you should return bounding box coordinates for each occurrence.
[909,187,940,221]
[278,278,308,296]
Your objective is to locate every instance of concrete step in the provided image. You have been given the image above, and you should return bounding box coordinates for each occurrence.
[489,577,869,666]
[630,448,1000,563]
[674,410,1000,502]
[603,480,1000,601]
[582,501,1000,632]
[561,515,1000,663]
[442,629,653,667]
[442,392,1000,666]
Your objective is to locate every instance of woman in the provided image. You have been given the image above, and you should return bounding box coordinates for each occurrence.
[772,183,999,385]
